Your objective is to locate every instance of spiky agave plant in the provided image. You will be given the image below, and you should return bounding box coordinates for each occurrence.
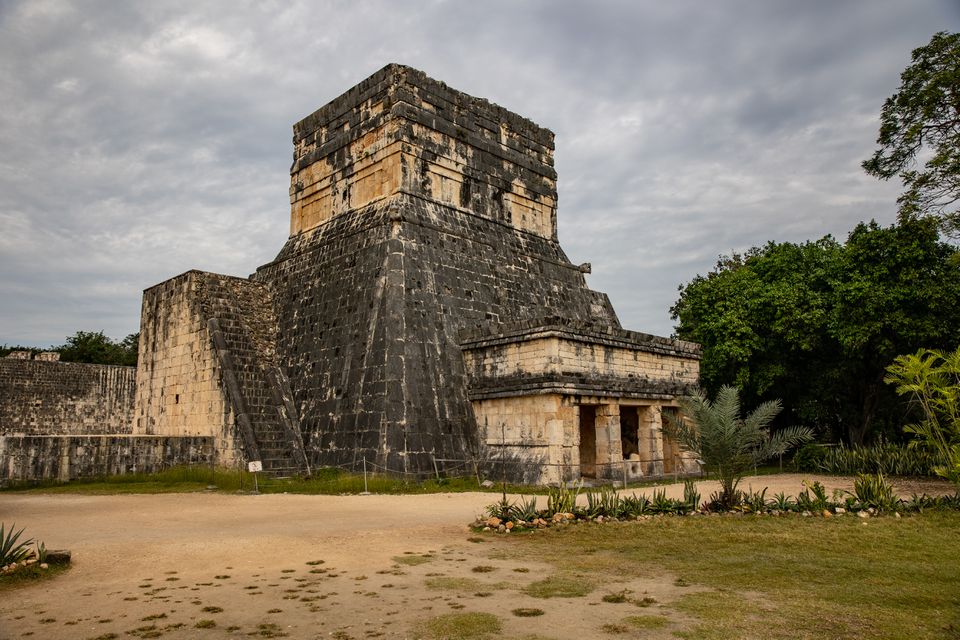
[1,523,34,566]
[663,386,814,510]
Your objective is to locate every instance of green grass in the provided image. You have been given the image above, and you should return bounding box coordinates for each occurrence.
[523,574,594,598]
[414,612,501,640]
[0,563,70,590]
[499,511,960,639]
[393,554,434,566]
[0,464,714,496]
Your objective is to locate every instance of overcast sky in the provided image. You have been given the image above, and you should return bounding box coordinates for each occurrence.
[1,1,957,347]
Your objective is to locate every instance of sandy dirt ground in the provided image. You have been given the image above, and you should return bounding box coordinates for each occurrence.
[0,474,953,640]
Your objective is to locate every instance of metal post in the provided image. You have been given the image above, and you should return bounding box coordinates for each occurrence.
[362,457,369,494]
[253,470,259,494]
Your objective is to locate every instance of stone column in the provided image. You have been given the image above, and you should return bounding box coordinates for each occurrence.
[594,403,622,480]
[639,405,665,477]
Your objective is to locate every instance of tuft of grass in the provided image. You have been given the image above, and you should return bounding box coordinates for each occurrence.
[511,608,545,617]
[601,623,629,634]
[425,576,489,592]
[393,554,433,566]
[194,619,216,628]
[523,574,593,599]
[141,613,167,621]
[415,612,502,640]
[200,606,222,613]
[471,565,496,573]
[602,590,629,603]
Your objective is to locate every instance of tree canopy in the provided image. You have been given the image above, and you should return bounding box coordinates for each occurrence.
[2,331,139,365]
[863,31,960,235]
[671,217,960,445]
[56,331,139,366]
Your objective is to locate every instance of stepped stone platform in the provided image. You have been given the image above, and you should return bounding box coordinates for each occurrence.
[133,64,701,483]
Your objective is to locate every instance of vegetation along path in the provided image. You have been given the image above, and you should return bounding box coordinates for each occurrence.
[0,474,957,639]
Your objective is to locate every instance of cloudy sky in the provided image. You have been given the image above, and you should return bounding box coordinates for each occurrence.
[1,1,957,347]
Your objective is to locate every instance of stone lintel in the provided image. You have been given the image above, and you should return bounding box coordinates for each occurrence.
[459,318,702,359]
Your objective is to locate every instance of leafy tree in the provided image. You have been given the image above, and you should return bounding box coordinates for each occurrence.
[663,386,813,508]
[57,331,139,366]
[672,218,960,444]
[863,31,960,235]
[885,347,960,487]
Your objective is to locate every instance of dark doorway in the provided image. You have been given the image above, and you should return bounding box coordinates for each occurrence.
[620,406,639,459]
[579,405,597,478]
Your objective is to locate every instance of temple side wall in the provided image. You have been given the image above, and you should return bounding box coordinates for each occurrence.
[462,336,699,385]
[471,394,576,484]
[134,272,241,465]
[0,359,135,436]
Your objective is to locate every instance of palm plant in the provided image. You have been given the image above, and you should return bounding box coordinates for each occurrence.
[663,386,813,509]
[885,347,960,486]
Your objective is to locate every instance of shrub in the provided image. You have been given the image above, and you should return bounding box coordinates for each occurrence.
[813,441,946,477]
[886,347,960,487]
[849,473,900,512]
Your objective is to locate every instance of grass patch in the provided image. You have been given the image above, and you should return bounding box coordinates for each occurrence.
[511,607,545,617]
[393,554,433,566]
[194,619,216,628]
[523,574,593,599]
[424,576,488,592]
[415,612,501,640]
[0,464,715,496]
[0,563,70,590]
[501,511,960,639]
[602,590,629,603]
[471,565,496,573]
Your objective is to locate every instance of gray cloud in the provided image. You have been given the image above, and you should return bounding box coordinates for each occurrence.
[1,0,957,346]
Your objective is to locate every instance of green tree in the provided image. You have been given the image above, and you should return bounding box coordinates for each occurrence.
[885,347,960,487]
[663,386,813,508]
[57,331,139,366]
[672,218,960,444]
[863,31,960,235]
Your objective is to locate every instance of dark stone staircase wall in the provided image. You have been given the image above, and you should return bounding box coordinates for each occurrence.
[254,193,620,475]
[196,274,308,476]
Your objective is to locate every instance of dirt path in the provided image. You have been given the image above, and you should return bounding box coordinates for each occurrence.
[0,474,950,640]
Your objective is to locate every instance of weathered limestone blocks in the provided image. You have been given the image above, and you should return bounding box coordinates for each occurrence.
[289,64,557,240]
[0,434,213,485]
[0,359,135,436]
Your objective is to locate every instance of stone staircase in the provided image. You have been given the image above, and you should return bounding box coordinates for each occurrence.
[199,274,309,477]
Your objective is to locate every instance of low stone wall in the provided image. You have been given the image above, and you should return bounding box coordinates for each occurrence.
[0,435,214,485]
[0,359,135,435]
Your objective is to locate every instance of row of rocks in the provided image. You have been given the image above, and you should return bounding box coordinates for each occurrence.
[472,506,907,533]
[1,558,49,573]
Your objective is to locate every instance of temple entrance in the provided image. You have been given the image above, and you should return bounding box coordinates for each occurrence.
[578,405,597,477]
[619,406,640,459]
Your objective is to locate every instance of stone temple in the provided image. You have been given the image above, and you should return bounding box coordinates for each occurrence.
[1,64,700,485]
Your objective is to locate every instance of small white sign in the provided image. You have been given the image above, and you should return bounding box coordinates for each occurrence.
[247,461,263,473]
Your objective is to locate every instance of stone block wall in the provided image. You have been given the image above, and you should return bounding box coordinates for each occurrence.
[0,359,135,435]
[134,271,238,462]
[290,64,557,240]
[0,435,214,485]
